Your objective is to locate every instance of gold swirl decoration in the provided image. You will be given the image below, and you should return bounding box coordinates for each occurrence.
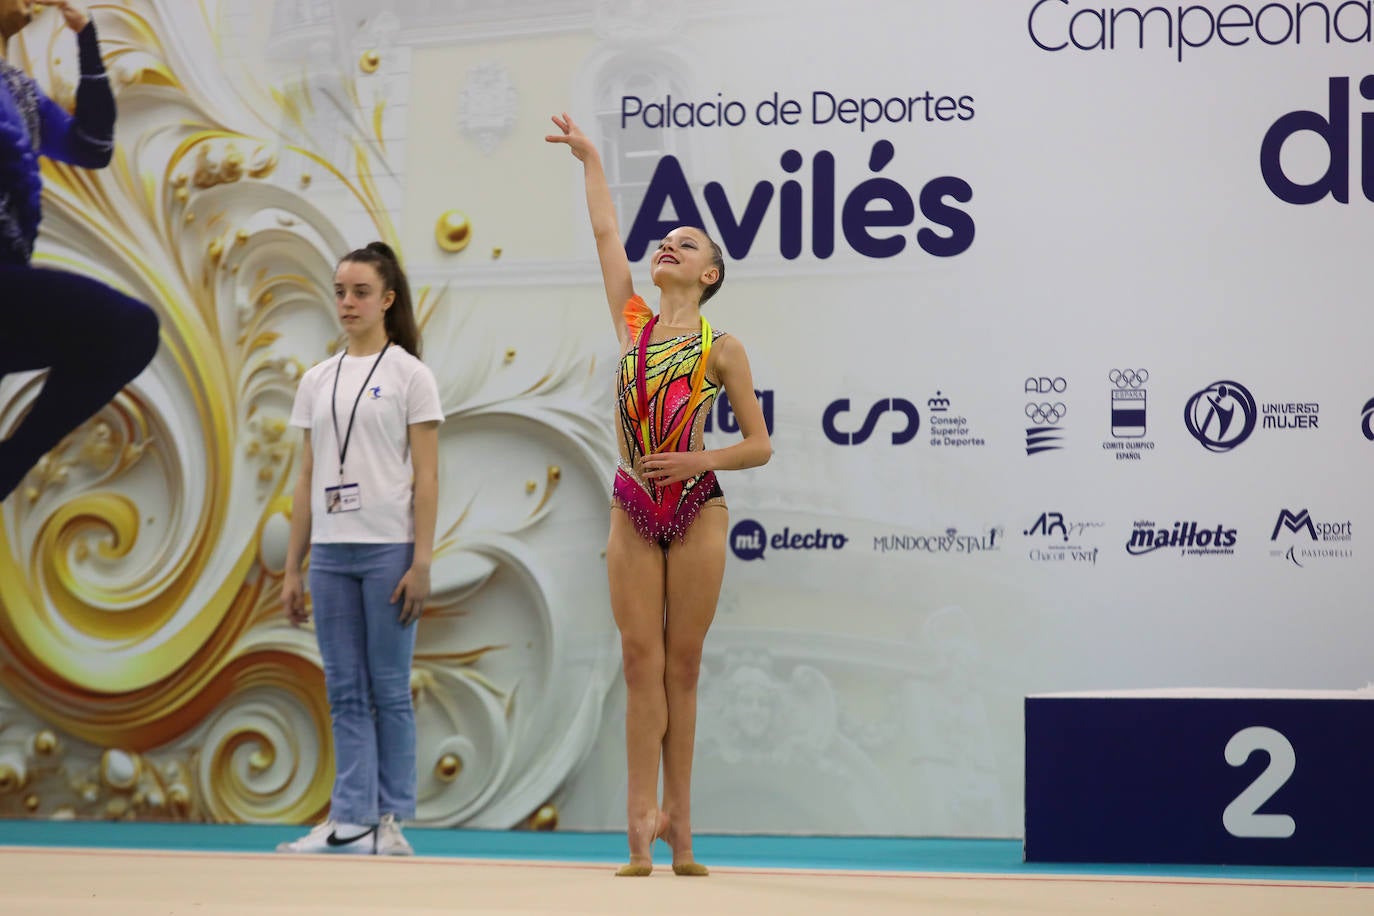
[192,648,333,823]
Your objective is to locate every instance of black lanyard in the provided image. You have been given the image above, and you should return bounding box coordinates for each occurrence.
[330,342,389,478]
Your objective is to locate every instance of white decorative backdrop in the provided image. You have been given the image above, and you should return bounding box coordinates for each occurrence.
[0,0,1370,838]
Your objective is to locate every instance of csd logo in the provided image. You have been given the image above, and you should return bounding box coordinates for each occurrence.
[822,398,920,445]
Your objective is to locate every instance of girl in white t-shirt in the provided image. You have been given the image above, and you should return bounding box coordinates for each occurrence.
[277,242,443,856]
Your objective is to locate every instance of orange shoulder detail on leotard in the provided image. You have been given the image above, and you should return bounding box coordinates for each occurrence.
[623,295,652,337]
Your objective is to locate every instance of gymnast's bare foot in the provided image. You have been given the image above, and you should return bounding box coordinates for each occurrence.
[663,814,709,876]
[616,808,669,876]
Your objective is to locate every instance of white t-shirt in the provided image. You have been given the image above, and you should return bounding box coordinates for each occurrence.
[289,344,444,544]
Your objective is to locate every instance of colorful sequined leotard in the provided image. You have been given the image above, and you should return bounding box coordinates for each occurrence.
[612,296,726,546]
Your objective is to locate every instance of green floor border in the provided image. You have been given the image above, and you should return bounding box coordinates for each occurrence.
[1,820,1370,883]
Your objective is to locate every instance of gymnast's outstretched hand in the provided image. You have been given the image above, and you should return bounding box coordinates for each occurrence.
[544,113,600,163]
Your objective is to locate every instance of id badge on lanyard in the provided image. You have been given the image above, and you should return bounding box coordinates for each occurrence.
[325,482,361,514]
[327,343,388,515]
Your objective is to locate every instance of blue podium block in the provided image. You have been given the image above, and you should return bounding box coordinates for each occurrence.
[1024,689,1374,866]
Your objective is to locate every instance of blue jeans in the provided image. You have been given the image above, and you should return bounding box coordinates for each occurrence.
[309,542,418,824]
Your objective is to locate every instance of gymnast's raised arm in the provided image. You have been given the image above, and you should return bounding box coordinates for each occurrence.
[545,112,635,350]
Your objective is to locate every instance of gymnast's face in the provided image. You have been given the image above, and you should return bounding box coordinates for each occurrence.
[334,260,394,344]
[650,227,718,293]
[0,1,35,39]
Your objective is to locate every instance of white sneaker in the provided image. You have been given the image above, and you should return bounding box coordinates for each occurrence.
[376,813,414,856]
[276,820,376,854]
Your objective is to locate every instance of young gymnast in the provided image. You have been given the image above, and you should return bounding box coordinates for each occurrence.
[547,113,772,876]
[0,0,159,502]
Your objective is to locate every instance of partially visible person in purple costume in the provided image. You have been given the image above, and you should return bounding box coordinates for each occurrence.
[0,0,159,502]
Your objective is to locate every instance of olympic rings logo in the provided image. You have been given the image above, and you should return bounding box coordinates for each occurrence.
[1025,402,1066,425]
[1109,368,1148,389]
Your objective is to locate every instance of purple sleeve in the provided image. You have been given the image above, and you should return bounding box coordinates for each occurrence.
[38,22,115,168]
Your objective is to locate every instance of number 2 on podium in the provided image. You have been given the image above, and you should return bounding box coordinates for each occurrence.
[1222,726,1297,839]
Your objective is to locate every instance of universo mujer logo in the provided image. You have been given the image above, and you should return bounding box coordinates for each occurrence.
[1027,0,1374,63]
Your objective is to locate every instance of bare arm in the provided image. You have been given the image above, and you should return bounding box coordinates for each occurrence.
[546,113,634,349]
[390,420,439,625]
[701,335,772,471]
[639,336,773,484]
[282,432,314,626]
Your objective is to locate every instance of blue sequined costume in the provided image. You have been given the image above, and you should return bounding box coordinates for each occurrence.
[0,22,159,501]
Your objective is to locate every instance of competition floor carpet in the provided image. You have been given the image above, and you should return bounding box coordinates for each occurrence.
[2,821,1371,914]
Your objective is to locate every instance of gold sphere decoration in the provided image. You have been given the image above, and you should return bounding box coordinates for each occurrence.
[167,784,191,809]
[504,348,516,363]
[33,730,58,756]
[529,804,559,831]
[548,465,562,482]
[435,210,471,253]
[105,797,129,819]
[235,228,250,245]
[360,50,381,74]
[0,763,23,793]
[491,247,502,260]
[435,754,463,782]
[23,794,39,813]
[175,187,189,203]
[525,480,537,494]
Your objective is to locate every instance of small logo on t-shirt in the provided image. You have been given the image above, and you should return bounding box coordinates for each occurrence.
[369,385,382,399]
